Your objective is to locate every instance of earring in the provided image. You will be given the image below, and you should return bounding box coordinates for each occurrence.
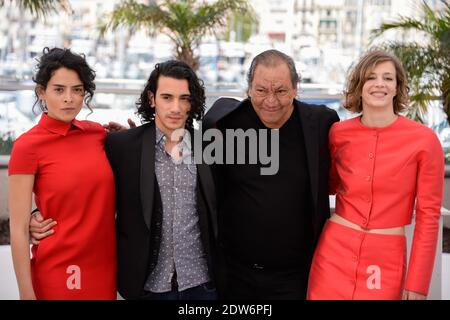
[41,100,48,112]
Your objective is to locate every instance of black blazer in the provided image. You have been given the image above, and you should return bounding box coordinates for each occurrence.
[203,97,340,245]
[105,122,218,300]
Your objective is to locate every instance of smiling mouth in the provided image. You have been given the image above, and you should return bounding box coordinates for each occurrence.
[263,108,280,113]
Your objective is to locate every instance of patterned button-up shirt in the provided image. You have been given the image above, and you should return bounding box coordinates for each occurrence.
[144,127,210,293]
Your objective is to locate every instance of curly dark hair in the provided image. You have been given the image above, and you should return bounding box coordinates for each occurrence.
[136,60,205,128]
[32,47,96,114]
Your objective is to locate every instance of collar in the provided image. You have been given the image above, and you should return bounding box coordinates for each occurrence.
[155,126,193,161]
[155,126,166,147]
[38,113,86,136]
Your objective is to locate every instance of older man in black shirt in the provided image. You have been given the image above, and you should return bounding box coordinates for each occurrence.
[204,49,339,299]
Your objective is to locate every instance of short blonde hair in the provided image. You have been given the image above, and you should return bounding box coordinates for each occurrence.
[344,50,409,113]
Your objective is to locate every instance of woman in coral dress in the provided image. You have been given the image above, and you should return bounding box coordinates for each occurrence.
[307,50,444,300]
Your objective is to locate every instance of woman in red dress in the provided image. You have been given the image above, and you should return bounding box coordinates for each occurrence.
[307,50,444,300]
[8,48,116,300]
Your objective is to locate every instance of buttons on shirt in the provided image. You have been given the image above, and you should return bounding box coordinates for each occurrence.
[151,129,207,294]
[352,255,358,262]
[365,175,371,181]
[368,153,374,159]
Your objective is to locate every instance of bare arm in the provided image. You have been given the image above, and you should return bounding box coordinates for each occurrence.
[9,174,36,300]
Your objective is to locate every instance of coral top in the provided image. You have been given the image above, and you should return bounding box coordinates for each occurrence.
[329,115,444,295]
[8,113,116,299]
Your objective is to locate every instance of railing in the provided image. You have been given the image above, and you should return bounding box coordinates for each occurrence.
[0,156,9,169]
[0,81,344,100]
[1,82,448,175]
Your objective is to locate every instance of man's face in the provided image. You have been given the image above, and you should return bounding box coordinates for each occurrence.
[150,76,191,137]
[248,62,297,129]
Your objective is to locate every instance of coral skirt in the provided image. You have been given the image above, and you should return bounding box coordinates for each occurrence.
[307,220,406,300]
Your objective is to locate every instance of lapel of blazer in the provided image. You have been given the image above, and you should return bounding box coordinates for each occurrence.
[189,128,218,239]
[197,162,218,239]
[140,123,156,230]
[297,100,319,210]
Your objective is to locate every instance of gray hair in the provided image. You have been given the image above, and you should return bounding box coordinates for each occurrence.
[246,49,300,90]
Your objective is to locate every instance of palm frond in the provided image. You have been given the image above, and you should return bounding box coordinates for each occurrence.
[371,19,425,41]
[371,1,449,41]
[162,0,254,46]
[101,0,256,70]
[378,42,442,92]
[0,0,71,17]
[104,0,167,34]
[372,0,450,125]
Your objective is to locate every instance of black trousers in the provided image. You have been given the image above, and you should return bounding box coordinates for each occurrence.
[223,256,310,300]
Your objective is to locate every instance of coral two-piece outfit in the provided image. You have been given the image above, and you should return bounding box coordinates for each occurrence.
[307,115,444,299]
[8,114,116,299]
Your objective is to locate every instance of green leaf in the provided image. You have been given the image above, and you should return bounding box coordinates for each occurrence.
[0,0,71,18]
[102,0,257,70]
[372,0,450,126]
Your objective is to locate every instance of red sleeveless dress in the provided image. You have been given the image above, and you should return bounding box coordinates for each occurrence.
[9,113,116,299]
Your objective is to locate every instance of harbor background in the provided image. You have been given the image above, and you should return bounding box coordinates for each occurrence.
[1,0,449,299]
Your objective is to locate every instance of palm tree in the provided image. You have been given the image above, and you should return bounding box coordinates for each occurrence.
[371,0,450,126]
[102,0,256,71]
[0,0,71,17]
[223,11,258,42]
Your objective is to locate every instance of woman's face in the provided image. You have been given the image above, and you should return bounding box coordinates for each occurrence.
[361,61,397,112]
[38,67,85,123]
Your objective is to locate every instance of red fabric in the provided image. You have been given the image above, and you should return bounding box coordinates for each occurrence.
[328,115,444,295]
[308,221,407,300]
[9,113,116,299]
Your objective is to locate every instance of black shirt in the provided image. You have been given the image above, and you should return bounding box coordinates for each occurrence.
[217,101,314,268]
